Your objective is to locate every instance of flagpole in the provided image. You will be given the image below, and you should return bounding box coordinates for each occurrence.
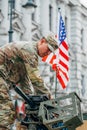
[57,8,61,44]
[55,8,61,98]
[55,72,57,98]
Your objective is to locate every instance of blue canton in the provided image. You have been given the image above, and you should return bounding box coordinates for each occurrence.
[59,15,66,43]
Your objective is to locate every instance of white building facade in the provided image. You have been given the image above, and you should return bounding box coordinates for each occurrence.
[0,0,87,112]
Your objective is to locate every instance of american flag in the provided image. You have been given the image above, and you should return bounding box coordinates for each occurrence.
[42,12,69,89]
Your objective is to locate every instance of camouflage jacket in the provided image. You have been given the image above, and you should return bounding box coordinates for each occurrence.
[0,41,50,95]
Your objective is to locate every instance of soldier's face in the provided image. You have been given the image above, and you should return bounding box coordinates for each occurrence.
[38,38,51,57]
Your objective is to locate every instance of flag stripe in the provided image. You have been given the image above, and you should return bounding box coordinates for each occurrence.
[59,54,68,67]
[42,55,48,62]
[59,68,69,81]
[60,43,68,53]
[50,54,56,64]
[42,53,54,64]
[59,64,68,75]
[59,49,69,61]
[61,40,68,50]
[59,60,69,71]
[57,73,66,89]
[59,43,69,61]
[57,68,69,88]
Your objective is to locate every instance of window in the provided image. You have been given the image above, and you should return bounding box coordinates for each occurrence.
[32,13,35,21]
[81,28,84,50]
[49,5,53,31]
[81,28,86,51]
[81,74,85,96]
[31,0,36,21]
[12,0,15,10]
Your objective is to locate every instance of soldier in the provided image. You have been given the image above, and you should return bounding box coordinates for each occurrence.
[0,34,58,129]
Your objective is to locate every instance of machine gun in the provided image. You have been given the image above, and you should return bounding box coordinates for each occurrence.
[12,83,49,130]
[0,67,83,130]
[12,83,83,130]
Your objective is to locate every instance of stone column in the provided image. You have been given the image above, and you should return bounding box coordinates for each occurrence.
[22,7,34,41]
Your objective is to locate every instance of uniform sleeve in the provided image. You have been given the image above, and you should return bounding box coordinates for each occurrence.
[0,49,5,64]
[0,41,30,65]
[0,43,18,65]
[32,74,51,95]
[0,43,13,64]
[26,63,51,95]
[20,43,51,96]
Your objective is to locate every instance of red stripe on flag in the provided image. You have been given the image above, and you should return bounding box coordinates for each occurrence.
[62,41,68,50]
[52,64,57,71]
[59,48,69,61]
[59,60,69,71]
[50,55,56,64]
[57,74,66,89]
[42,55,48,62]
[58,68,69,81]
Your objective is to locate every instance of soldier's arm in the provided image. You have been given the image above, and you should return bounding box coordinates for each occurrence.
[29,66,51,96]
[0,42,21,65]
[0,49,5,64]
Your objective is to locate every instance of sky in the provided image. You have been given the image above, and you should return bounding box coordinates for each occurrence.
[80,0,87,7]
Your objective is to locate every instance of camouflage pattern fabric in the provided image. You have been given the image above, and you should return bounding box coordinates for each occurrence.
[4,41,50,95]
[45,34,58,50]
[0,41,50,129]
[0,76,15,129]
[21,42,50,95]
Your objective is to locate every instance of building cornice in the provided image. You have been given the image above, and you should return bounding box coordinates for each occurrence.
[68,1,87,17]
[68,0,80,6]
[80,5,87,17]
[57,0,80,6]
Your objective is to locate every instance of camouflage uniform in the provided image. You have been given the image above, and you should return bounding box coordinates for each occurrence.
[0,34,58,129]
[0,41,50,129]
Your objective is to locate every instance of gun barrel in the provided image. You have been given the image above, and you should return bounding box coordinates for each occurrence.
[12,84,36,109]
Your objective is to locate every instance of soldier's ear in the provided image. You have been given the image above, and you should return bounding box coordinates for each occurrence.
[40,38,46,44]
